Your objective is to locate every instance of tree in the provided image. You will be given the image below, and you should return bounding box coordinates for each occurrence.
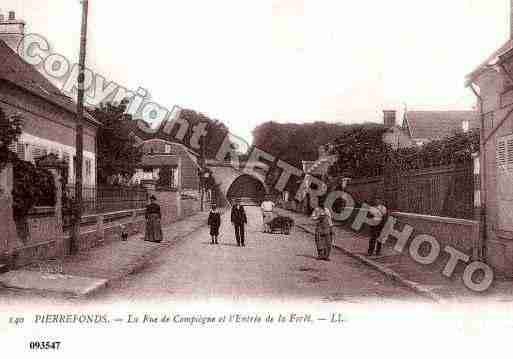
[0,107,23,168]
[91,100,143,185]
[328,124,389,179]
[252,121,368,167]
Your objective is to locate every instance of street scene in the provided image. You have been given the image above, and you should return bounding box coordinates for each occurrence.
[3,0,513,346]
[97,207,418,303]
[1,1,513,306]
[5,1,513,357]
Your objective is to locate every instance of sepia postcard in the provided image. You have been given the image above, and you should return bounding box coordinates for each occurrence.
[1,1,513,357]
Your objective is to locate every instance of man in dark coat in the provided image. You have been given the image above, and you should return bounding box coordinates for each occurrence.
[231,199,247,247]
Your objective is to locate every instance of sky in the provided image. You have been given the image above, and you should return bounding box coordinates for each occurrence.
[1,0,511,142]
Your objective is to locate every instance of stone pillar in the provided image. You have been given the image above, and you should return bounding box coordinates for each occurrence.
[96,214,104,243]
[176,191,183,219]
[38,156,67,256]
[0,162,20,261]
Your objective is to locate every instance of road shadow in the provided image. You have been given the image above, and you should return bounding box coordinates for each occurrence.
[296,254,318,260]
[201,242,240,247]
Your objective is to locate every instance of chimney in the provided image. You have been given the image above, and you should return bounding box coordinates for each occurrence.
[383,110,397,127]
[0,10,26,52]
[462,120,470,133]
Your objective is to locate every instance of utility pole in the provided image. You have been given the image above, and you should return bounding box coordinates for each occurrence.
[71,0,89,255]
[199,135,205,211]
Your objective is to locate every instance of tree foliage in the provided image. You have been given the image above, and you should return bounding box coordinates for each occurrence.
[12,159,55,220]
[92,100,144,185]
[391,130,479,171]
[177,108,231,159]
[0,107,23,169]
[0,107,55,219]
[328,125,389,179]
[328,127,479,180]
[252,121,380,167]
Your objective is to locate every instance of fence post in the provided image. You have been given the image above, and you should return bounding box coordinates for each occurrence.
[131,210,138,235]
[0,162,20,264]
[96,214,104,245]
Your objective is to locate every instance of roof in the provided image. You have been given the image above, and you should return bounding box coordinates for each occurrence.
[0,40,100,127]
[403,111,480,141]
[466,39,513,84]
[302,155,337,175]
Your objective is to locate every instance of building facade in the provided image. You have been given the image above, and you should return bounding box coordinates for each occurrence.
[131,138,200,193]
[466,2,513,275]
[0,11,100,187]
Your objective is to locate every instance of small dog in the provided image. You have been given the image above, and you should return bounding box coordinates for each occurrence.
[120,224,129,241]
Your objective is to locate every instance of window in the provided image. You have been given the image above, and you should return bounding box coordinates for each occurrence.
[85,158,92,178]
[31,145,47,162]
[496,134,513,169]
[165,144,171,153]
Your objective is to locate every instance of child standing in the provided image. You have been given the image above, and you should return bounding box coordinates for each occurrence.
[207,204,221,244]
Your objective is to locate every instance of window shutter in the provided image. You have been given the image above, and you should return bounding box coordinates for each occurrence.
[497,138,507,167]
[8,141,17,153]
[16,142,25,160]
[507,137,513,166]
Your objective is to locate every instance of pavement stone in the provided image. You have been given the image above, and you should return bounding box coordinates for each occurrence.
[0,209,217,297]
[0,270,108,297]
[279,208,513,304]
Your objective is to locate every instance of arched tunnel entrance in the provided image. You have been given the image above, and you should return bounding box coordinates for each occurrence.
[226,174,267,205]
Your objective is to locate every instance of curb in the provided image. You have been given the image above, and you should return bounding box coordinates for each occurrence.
[296,224,446,304]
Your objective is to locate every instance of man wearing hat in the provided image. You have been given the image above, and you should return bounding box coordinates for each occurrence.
[230,199,247,247]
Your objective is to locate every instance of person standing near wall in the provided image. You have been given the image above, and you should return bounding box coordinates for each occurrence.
[367,198,387,256]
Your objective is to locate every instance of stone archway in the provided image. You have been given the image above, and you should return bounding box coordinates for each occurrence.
[226,174,267,205]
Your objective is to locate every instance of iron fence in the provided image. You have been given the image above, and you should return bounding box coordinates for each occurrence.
[62,185,149,230]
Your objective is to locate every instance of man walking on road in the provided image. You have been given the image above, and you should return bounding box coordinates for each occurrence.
[231,199,248,247]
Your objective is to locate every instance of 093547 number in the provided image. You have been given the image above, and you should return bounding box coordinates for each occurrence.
[29,341,61,350]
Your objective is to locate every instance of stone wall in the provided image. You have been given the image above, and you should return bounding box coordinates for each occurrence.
[391,211,482,260]
[64,209,146,253]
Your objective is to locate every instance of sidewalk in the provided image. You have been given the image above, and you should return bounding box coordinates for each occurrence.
[279,208,513,304]
[0,210,214,297]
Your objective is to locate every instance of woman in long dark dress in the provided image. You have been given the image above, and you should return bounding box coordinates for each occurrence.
[311,203,333,260]
[145,195,163,243]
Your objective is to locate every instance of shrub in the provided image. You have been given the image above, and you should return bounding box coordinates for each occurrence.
[12,160,55,220]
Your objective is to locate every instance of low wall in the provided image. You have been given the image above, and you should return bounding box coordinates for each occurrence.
[485,237,513,277]
[9,206,66,268]
[391,211,481,260]
[152,190,180,227]
[64,209,146,253]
